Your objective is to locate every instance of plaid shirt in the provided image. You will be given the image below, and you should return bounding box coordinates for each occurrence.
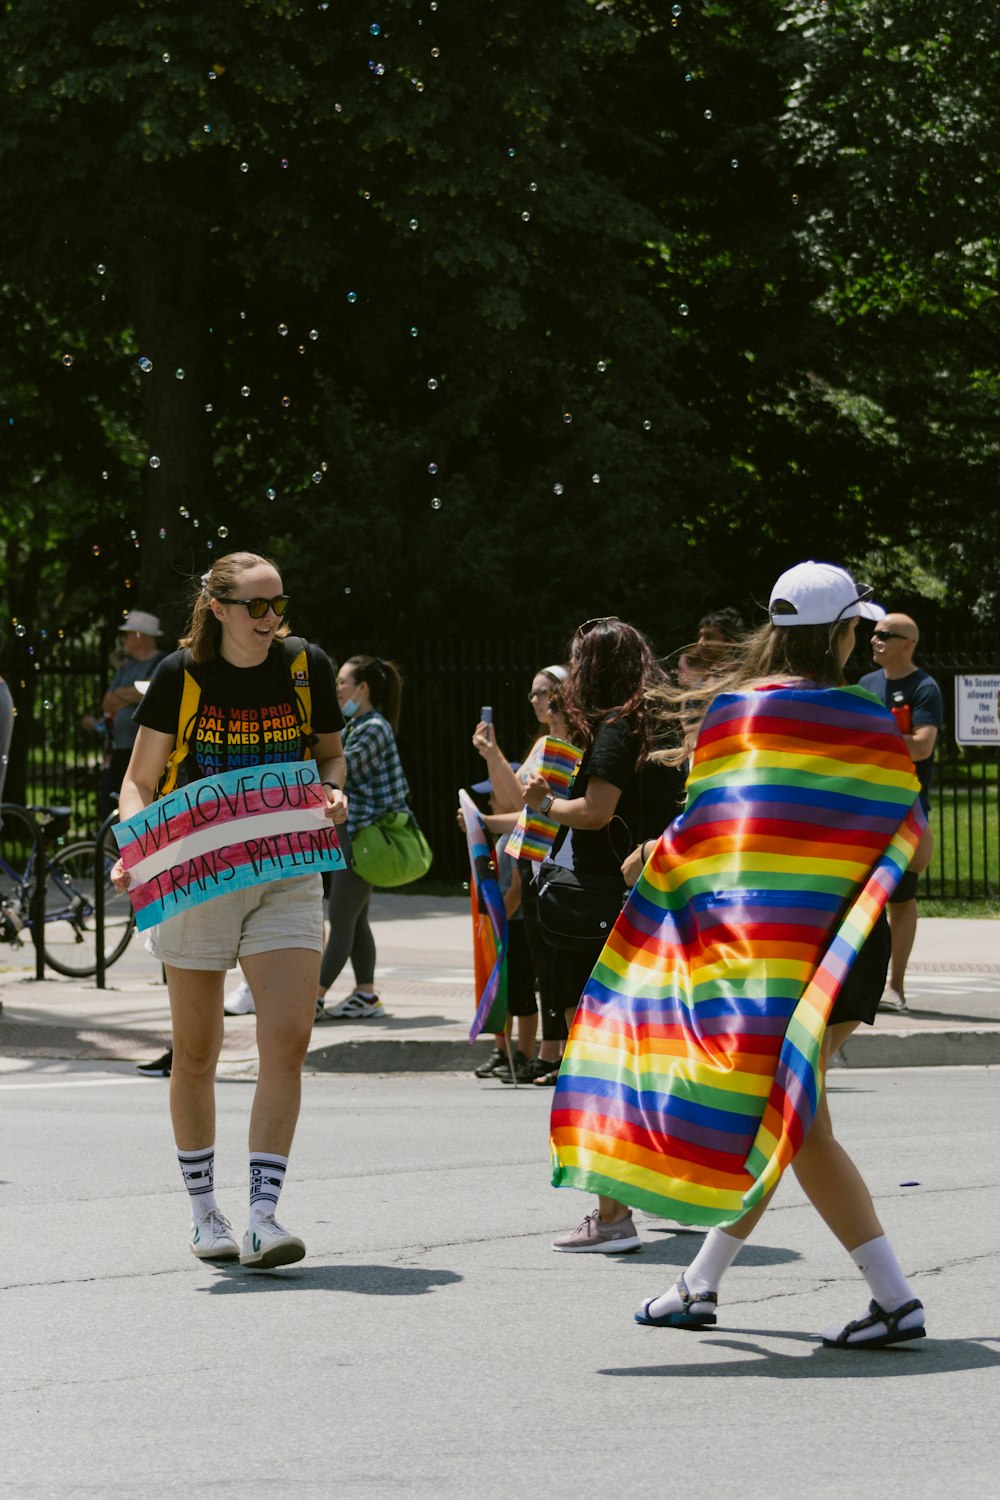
[343,710,411,835]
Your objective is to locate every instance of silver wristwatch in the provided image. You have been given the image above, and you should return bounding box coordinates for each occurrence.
[539,793,555,816]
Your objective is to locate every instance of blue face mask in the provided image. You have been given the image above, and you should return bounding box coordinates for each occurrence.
[341,694,361,718]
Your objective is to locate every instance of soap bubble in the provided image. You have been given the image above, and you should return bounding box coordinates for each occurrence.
[672,3,682,13]
[101,470,108,479]
[431,498,442,510]
[148,455,161,469]
[218,526,228,539]
[791,193,800,205]
[42,700,53,711]
[507,147,516,158]
[204,403,214,412]
[321,461,329,472]
[97,264,106,274]
[278,323,288,335]
[408,218,419,230]
[240,385,250,396]
[208,70,217,81]
[410,326,418,337]
[529,181,538,192]
[266,487,277,500]
[521,211,530,222]
[91,544,101,557]
[731,158,739,169]
[344,586,352,595]
[312,471,323,484]
[179,506,189,518]
[643,419,652,431]
[162,52,170,62]
[427,462,438,474]
[192,518,199,528]
[562,412,572,424]
[374,63,385,76]
[203,124,212,134]
[678,303,689,316]
[370,22,380,35]
[596,360,606,372]
[347,291,358,303]
[704,109,712,120]
[279,158,289,168]
[309,329,319,340]
[13,623,26,638]
[427,377,438,390]
[281,396,291,408]
[62,354,74,366]
[175,367,185,379]
[159,528,166,539]
[139,357,153,373]
[240,162,249,173]
[553,483,564,496]
[431,46,440,57]
[591,473,601,484]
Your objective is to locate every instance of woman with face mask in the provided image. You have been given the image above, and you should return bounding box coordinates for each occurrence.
[315,655,411,1020]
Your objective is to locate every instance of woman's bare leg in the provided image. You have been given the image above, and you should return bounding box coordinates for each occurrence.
[166,966,226,1150]
[241,947,319,1154]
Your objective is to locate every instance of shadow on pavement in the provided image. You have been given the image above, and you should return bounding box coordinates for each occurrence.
[629,1228,803,1269]
[600,1334,1000,1380]
[197,1262,463,1296]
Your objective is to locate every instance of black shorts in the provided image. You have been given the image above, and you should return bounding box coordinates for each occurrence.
[828,911,891,1027]
[505,922,539,1017]
[889,869,919,904]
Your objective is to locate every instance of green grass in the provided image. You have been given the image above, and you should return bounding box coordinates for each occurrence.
[928,781,1000,900]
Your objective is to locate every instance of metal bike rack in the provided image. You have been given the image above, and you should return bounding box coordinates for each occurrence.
[0,802,46,980]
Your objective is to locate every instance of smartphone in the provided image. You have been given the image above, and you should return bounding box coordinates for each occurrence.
[480,706,493,725]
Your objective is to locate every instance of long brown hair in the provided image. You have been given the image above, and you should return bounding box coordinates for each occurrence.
[180,552,290,665]
[650,619,855,767]
[562,618,665,764]
[345,655,403,733]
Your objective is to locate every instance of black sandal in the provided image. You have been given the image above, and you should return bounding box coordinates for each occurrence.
[822,1298,926,1350]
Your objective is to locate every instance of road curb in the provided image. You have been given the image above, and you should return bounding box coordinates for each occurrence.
[836,1027,1000,1069]
[305,1038,489,1073]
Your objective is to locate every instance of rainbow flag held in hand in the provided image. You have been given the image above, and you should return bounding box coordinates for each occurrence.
[459,789,508,1040]
[505,737,583,862]
[550,685,925,1226]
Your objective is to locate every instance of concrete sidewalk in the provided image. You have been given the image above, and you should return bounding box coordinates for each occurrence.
[0,895,998,1071]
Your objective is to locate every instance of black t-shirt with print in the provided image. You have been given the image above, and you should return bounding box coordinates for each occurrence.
[135,641,342,781]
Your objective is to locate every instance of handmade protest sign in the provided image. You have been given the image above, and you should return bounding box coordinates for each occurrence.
[504,737,583,862]
[114,761,345,931]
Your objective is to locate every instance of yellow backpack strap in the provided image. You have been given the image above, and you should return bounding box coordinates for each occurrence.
[157,657,204,797]
[283,637,316,760]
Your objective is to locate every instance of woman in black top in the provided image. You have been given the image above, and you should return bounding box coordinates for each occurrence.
[112,552,348,1271]
[522,616,684,1252]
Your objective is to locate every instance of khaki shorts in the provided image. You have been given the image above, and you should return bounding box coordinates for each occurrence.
[145,875,324,971]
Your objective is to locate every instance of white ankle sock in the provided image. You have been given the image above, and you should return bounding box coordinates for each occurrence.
[850,1234,915,1311]
[646,1227,743,1318]
[177,1146,218,1217]
[249,1152,288,1227]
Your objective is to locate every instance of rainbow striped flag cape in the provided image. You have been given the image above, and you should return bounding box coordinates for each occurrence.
[505,737,583,862]
[550,685,925,1226]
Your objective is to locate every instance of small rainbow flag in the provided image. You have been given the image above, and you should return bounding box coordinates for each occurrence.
[550,685,925,1225]
[505,737,583,862]
[459,789,508,1040]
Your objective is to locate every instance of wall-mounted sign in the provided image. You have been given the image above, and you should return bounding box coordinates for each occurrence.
[955,675,1000,745]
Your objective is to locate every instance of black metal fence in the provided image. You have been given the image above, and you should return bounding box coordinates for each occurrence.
[3,629,999,897]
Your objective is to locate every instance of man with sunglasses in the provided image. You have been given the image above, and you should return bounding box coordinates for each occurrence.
[859,614,943,1012]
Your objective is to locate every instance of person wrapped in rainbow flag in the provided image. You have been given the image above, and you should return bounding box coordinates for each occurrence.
[549,563,933,1350]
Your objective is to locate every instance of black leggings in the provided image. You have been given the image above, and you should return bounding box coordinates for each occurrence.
[319,864,376,991]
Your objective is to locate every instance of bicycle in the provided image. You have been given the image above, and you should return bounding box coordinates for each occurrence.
[0,802,136,978]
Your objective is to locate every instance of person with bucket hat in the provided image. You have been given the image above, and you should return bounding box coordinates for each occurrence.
[84,610,168,821]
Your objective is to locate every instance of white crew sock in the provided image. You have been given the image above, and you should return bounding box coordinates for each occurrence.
[177,1146,219,1218]
[645,1227,744,1319]
[850,1234,916,1311]
[249,1152,288,1227]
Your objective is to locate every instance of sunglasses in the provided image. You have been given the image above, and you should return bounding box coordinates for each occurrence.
[217,595,290,619]
[528,689,551,701]
[577,615,620,635]
[872,629,908,642]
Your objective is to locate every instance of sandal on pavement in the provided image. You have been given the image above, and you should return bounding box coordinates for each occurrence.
[634,1272,718,1329]
[822,1297,925,1350]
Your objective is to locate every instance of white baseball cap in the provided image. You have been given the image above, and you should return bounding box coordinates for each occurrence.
[769,562,885,627]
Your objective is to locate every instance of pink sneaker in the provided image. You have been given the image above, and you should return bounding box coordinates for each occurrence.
[552,1208,641,1253]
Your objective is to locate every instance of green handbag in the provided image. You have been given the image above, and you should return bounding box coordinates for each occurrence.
[350,810,433,888]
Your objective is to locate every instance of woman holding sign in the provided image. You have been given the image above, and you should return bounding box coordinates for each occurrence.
[111,552,348,1270]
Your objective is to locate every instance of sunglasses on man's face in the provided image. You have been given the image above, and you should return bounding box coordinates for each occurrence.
[872,629,908,642]
[217,595,290,619]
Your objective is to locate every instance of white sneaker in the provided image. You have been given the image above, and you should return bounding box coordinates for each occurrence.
[224,978,255,1015]
[320,990,385,1020]
[190,1209,240,1261]
[880,986,909,1014]
[240,1214,306,1269]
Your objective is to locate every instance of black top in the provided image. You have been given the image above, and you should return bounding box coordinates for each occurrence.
[568,716,686,879]
[135,640,342,781]
[858,666,944,810]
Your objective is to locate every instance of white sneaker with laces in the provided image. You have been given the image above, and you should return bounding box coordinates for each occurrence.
[190,1209,240,1261]
[224,978,256,1015]
[321,990,385,1020]
[240,1214,306,1269]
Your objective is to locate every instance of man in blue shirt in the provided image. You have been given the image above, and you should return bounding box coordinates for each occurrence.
[859,613,943,1012]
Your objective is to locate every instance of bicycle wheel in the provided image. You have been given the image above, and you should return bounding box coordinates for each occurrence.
[0,804,38,945]
[42,840,136,978]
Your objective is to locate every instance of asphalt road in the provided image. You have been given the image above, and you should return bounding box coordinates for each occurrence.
[2,1063,998,1499]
